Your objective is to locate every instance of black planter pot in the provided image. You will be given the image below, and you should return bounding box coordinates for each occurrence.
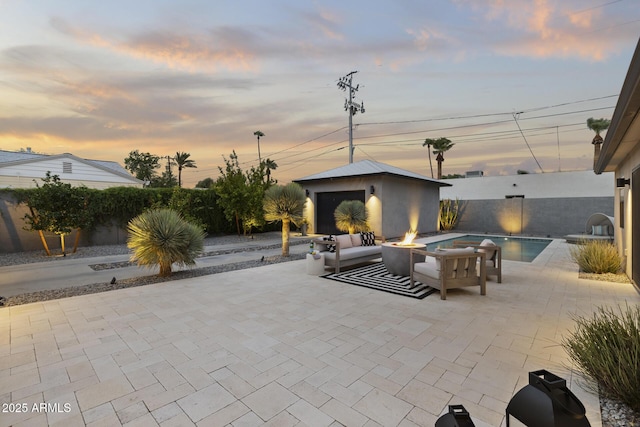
[506,370,591,427]
[435,405,476,427]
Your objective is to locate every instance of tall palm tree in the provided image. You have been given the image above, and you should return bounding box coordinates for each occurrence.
[254,130,265,163]
[587,117,610,168]
[263,158,278,183]
[422,138,436,178]
[263,183,305,256]
[174,152,197,188]
[430,137,454,179]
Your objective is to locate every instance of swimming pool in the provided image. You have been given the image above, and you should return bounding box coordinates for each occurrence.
[425,235,552,262]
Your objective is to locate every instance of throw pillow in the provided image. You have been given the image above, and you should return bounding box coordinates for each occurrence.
[335,234,353,250]
[323,235,336,252]
[360,231,376,246]
[478,239,497,261]
[350,233,363,247]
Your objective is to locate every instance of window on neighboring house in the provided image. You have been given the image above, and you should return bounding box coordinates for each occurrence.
[63,161,72,174]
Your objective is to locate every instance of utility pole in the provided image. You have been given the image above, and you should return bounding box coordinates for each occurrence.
[337,71,365,163]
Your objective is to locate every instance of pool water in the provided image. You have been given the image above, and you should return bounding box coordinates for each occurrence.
[425,235,552,262]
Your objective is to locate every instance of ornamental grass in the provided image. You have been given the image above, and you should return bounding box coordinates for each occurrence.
[569,240,622,274]
[562,304,640,412]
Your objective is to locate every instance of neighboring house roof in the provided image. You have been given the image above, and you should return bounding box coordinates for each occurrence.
[295,159,451,186]
[0,150,141,183]
[595,39,640,173]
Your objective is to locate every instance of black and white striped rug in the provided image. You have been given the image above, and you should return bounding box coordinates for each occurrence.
[322,262,437,299]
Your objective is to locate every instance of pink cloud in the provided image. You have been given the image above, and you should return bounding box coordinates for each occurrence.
[50,17,258,72]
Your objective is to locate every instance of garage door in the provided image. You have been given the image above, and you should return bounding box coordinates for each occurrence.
[316,190,365,235]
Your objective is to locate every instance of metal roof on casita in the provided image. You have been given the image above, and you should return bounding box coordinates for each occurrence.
[295,159,451,186]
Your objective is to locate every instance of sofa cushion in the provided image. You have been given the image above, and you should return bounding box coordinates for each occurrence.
[360,231,376,246]
[335,234,353,250]
[478,239,497,261]
[323,245,381,261]
[350,233,363,247]
[414,258,439,280]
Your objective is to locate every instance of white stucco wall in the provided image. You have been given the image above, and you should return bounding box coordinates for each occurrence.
[440,170,614,200]
[0,157,141,188]
[613,144,640,278]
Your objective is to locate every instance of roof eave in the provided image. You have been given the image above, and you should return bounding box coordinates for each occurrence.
[595,39,640,174]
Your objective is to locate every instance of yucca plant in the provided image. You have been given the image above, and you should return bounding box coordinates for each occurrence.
[562,304,640,411]
[263,183,306,256]
[569,240,622,274]
[334,200,369,234]
[127,208,206,277]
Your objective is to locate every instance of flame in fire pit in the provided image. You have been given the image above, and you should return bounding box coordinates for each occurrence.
[398,230,417,246]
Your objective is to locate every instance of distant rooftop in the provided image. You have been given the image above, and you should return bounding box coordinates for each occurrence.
[0,149,135,179]
[295,159,451,186]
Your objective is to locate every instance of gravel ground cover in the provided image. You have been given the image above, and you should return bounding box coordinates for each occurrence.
[0,232,308,307]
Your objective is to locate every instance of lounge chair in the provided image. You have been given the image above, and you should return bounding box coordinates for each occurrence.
[410,247,486,300]
[453,239,502,283]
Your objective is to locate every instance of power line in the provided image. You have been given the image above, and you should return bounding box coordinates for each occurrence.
[513,112,544,173]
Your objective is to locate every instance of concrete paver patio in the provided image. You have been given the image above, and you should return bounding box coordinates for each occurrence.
[1,237,638,426]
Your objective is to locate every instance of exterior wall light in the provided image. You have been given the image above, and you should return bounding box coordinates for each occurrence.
[370,185,375,194]
[616,177,630,187]
[305,189,310,197]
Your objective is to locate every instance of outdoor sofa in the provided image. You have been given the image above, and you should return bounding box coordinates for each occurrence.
[409,247,486,300]
[313,233,385,273]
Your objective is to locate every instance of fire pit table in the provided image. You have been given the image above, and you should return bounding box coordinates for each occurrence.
[381,242,426,276]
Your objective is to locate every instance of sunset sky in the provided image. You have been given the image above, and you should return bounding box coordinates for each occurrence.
[1,1,639,187]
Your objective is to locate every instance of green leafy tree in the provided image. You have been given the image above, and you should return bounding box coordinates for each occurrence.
[20,172,92,255]
[127,208,205,277]
[241,162,271,235]
[334,200,369,234]
[195,177,215,189]
[150,169,178,188]
[216,151,251,235]
[174,152,197,188]
[427,137,455,179]
[263,183,306,256]
[124,150,161,185]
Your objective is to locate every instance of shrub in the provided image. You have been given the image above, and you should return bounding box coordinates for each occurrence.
[127,208,206,277]
[439,198,460,231]
[334,200,369,234]
[569,240,622,274]
[562,304,640,411]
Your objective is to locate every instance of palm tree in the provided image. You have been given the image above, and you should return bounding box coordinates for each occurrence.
[587,117,610,167]
[334,200,369,234]
[127,208,206,277]
[254,130,265,163]
[430,137,454,179]
[263,183,305,256]
[174,152,197,188]
[263,158,278,183]
[422,138,436,178]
